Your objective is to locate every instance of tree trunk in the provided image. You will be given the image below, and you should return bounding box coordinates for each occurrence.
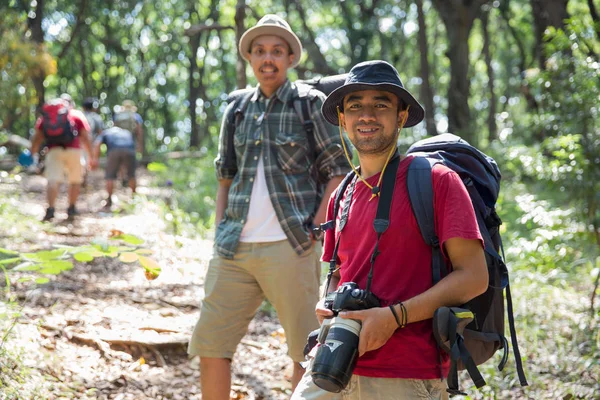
[288,0,337,75]
[235,0,247,89]
[415,0,437,137]
[188,32,201,149]
[530,0,570,69]
[28,0,45,109]
[481,6,497,142]
[432,0,490,145]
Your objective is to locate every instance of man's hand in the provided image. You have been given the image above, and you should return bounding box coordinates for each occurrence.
[339,307,397,356]
[315,298,334,325]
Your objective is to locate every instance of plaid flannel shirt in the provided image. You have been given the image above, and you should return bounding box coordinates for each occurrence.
[214,79,351,259]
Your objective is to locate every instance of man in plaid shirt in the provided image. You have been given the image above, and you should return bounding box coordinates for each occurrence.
[188,14,351,399]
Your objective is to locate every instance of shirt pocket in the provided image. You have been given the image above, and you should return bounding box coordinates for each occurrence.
[233,128,248,160]
[275,132,309,174]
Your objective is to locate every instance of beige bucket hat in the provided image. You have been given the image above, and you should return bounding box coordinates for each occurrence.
[238,14,303,68]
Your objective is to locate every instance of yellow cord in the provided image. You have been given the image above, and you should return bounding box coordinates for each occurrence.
[337,105,410,201]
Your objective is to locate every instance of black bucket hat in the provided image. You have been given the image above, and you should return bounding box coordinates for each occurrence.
[321,60,425,127]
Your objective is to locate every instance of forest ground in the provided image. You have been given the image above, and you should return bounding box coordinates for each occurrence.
[0,168,293,400]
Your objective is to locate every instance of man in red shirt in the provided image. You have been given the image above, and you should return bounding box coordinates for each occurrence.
[31,95,92,221]
[292,60,489,399]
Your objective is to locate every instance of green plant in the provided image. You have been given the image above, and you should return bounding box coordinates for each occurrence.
[147,156,217,237]
[0,232,161,295]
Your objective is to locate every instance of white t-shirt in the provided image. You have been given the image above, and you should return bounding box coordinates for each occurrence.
[239,156,287,242]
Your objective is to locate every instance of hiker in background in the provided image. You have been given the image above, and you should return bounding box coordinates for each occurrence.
[91,126,137,209]
[188,14,351,398]
[82,97,104,141]
[113,100,144,187]
[113,100,143,152]
[30,95,92,221]
[291,60,488,400]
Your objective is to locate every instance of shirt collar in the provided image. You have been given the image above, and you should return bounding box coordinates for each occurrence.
[251,79,293,103]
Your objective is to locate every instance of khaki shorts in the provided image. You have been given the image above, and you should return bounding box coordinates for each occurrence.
[292,358,448,400]
[45,147,84,184]
[188,240,321,362]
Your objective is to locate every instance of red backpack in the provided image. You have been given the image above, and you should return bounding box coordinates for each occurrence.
[41,99,76,146]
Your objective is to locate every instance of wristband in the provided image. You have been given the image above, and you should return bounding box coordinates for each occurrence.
[398,302,408,328]
[389,305,402,328]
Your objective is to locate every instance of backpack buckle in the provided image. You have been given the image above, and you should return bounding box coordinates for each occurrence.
[486,210,502,227]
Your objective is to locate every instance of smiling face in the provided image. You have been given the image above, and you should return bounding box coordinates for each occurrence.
[340,89,406,156]
[248,35,294,97]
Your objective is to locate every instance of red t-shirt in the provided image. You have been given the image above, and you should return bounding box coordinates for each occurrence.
[322,155,483,379]
[35,109,89,149]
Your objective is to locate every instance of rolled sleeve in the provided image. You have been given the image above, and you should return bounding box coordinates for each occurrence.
[310,94,352,182]
[214,102,238,180]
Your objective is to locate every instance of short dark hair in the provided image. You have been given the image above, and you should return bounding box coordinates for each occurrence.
[83,97,97,110]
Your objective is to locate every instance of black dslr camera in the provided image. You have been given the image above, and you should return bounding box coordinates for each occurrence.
[311,282,380,393]
[323,282,381,314]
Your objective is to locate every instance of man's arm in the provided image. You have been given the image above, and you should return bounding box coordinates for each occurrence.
[341,237,488,356]
[79,127,93,164]
[30,129,44,155]
[135,123,143,153]
[91,139,102,170]
[215,178,233,226]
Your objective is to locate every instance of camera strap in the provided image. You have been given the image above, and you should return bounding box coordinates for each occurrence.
[323,151,401,297]
[365,152,400,292]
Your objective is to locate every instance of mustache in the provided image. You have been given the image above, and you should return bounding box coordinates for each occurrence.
[259,64,278,71]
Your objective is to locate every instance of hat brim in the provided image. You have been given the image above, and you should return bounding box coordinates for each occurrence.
[238,25,302,68]
[321,83,425,128]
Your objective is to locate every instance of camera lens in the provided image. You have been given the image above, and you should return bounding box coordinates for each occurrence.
[311,318,361,393]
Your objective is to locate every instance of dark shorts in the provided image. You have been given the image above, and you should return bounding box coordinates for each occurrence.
[105,148,136,180]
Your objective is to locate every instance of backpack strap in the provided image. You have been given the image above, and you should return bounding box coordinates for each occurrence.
[406,156,445,284]
[290,84,320,181]
[223,91,253,172]
[506,283,529,386]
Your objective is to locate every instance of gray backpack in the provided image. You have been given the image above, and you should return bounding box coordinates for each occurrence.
[113,111,137,137]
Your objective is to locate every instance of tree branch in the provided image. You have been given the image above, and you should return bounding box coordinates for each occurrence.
[57,0,88,59]
[184,23,234,37]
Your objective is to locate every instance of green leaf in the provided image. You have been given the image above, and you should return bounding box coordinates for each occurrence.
[13,262,41,272]
[147,162,167,172]
[119,252,139,263]
[39,266,62,275]
[22,249,67,262]
[0,248,19,257]
[116,246,136,252]
[35,277,50,284]
[139,256,161,274]
[43,260,73,270]
[110,234,144,245]
[134,249,154,255]
[74,252,95,262]
[0,257,21,265]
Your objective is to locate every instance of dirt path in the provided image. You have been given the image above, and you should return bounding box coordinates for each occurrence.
[1,168,295,400]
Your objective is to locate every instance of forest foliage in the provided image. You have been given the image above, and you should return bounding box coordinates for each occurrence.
[0,0,599,398]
